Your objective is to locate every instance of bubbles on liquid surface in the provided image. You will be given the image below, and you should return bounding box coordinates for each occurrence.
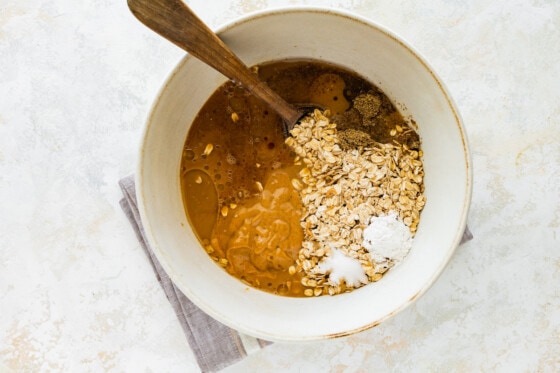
[226,153,237,165]
[184,149,195,160]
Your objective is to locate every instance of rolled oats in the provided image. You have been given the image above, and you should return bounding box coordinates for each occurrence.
[286,110,426,296]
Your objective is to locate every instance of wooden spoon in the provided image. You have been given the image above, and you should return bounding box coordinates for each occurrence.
[128,0,303,135]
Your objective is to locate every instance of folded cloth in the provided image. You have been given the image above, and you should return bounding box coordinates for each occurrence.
[118,175,472,372]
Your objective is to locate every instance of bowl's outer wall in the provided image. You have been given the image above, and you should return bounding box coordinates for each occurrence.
[137,8,472,341]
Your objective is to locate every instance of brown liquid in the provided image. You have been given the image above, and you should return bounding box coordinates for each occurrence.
[180,59,415,297]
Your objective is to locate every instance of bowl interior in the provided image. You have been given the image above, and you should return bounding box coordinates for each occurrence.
[137,8,471,341]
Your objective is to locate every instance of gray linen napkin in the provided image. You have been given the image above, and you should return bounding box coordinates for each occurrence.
[118,175,472,372]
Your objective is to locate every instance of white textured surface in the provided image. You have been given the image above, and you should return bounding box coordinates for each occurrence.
[0,0,558,371]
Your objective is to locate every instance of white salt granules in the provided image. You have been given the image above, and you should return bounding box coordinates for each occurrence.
[316,248,368,287]
[363,212,413,263]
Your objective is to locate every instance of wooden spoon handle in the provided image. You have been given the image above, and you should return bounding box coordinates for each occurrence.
[128,0,301,125]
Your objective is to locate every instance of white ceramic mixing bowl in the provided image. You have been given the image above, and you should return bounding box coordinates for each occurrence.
[137,7,472,341]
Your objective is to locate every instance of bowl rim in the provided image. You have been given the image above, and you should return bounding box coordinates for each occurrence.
[136,6,473,341]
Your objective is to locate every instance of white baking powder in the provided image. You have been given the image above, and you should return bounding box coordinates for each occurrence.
[362,212,413,263]
[316,248,368,287]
